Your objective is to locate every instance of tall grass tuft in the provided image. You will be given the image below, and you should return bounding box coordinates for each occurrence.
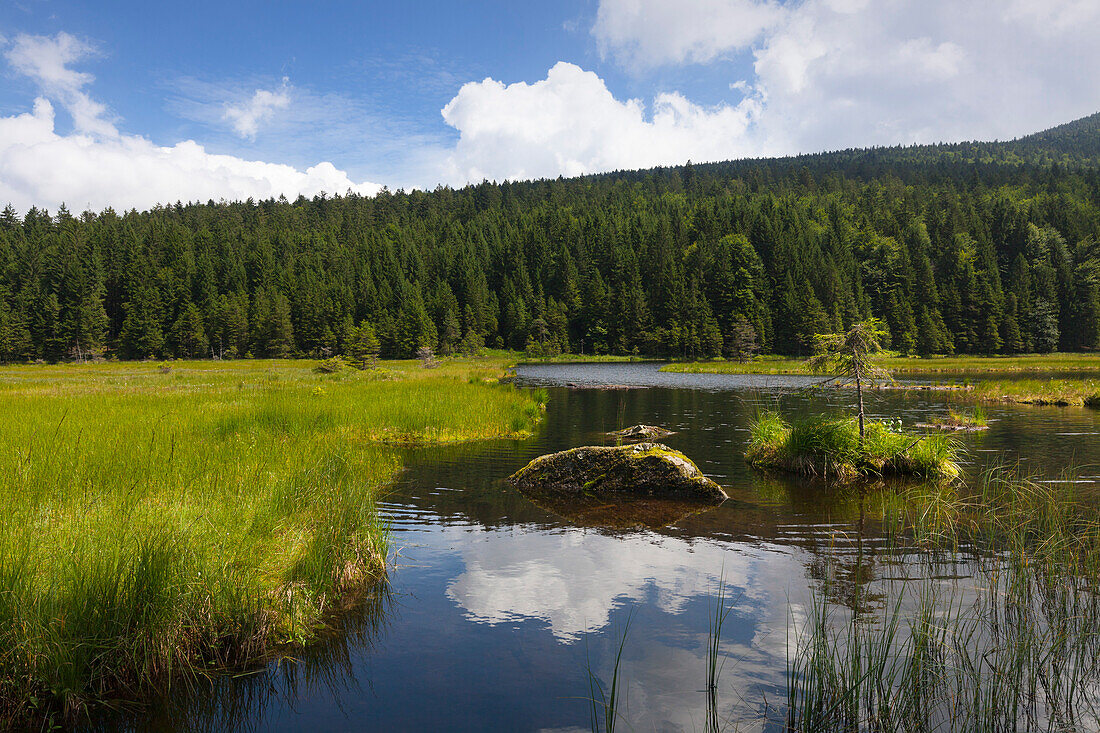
[945,405,987,427]
[705,578,735,733]
[746,412,960,481]
[586,615,631,733]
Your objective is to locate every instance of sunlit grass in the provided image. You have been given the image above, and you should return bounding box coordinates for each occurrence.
[663,356,1100,408]
[0,357,543,725]
[746,412,961,480]
[946,405,986,426]
[662,353,1100,375]
[966,377,1100,406]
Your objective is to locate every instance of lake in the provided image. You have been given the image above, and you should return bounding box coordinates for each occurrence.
[95,362,1100,731]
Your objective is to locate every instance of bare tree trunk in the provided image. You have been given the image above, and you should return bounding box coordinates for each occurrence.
[855,369,865,444]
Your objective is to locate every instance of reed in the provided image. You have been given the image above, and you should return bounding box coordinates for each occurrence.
[0,357,544,726]
[705,578,735,733]
[586,615,631,733]
[571,471,1100,730]
[786,471,1100,731]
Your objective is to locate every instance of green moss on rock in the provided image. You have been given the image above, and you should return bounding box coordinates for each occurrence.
[508,442,727,503]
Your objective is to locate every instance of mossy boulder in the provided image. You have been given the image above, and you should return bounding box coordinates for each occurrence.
[509,442,727,503]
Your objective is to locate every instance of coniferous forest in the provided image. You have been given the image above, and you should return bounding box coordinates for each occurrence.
[2,113,1100,362]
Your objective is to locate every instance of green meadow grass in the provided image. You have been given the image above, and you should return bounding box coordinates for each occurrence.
[664,354,1100,407]
[516,354,643,364]
[746,412,961,480]
[0,357,544,725]
[965,376,1100,406]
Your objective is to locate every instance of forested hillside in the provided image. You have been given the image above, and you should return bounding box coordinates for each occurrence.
[2,114,1100,361]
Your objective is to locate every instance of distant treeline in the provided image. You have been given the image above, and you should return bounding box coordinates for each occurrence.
[2,114,1100,362]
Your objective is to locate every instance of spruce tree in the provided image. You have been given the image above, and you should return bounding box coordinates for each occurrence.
[808,319,891,444]
[1031,299,1061,353]
[346,321,381,368]
[1000,295,1026,354]
[726,316,759,363]
[171,302,209,358]
[120,286,165,359]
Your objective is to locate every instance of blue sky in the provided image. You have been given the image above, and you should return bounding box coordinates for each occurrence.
[1,0,1099,212]
[2,1,581,179]
[0,0,750,183]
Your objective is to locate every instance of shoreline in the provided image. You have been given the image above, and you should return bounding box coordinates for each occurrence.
[0,357,544,727]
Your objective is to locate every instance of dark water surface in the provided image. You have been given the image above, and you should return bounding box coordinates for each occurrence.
[104,363,1100,732]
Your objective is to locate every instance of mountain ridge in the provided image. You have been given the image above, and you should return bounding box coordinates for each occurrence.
[584,111,1100,188]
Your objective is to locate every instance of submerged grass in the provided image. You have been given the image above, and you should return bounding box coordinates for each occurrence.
[746,412,961,481]
[786,472,1100,732]
[0,357,544,726]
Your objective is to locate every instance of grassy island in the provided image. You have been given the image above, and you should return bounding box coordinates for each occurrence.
[662,353,1100,376]
[916,407,989,431]
[0,357,544,726]
[744,321,963,481]
[965,377,1100,406]
[664,354,1100,408]
[746,412,960,481]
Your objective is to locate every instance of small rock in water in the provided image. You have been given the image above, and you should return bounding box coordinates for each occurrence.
[608,424,676,440]
[508,442,727,503]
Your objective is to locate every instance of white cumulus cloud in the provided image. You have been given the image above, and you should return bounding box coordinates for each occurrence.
[0,33,381,213]
[747,0,1100,151]
[439,523,812,727]
[4,31,117,138]
[445,525,793,641]
[593,0,783,68]
[441,61,765,183]
[437,0,1100,185]
[223,77,291,139]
